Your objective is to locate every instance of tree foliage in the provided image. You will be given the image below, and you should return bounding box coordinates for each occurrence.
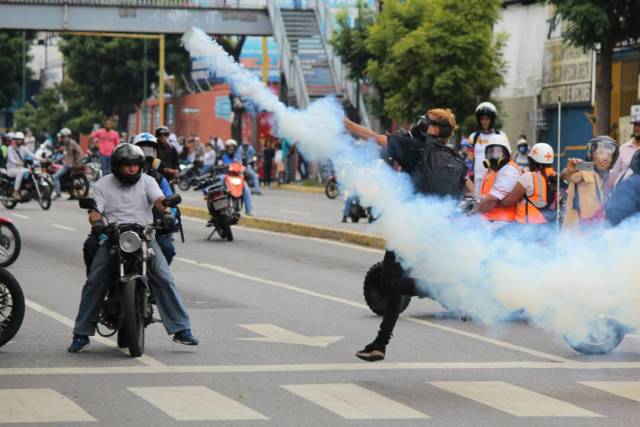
[331,0,506,128]
[331,2,376,83]
[0,31,34,110]
[543,0,640,134]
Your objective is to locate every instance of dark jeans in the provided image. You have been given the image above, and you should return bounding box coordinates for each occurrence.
[375,250,418,346]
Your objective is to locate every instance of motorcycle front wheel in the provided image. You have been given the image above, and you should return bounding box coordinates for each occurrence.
[70,175,89,199]
[363,262,411,316]
[122,280,145,357]
[563,318,626,355]
[0,268,25,347]
[0,223,21,267]
[37,185,52,210]
[177,175,192,191]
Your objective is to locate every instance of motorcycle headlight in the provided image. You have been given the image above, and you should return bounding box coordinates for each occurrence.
[119,231,142,253]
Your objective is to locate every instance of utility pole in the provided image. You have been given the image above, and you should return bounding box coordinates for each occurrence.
[143,39,148,132]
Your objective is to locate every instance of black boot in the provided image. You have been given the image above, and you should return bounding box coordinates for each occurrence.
[355,331,390,362]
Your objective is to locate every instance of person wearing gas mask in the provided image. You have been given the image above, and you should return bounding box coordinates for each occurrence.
[561,136,619,229]
[68,143,199,353]
[344,109,468,362]
[474,134,521,228]
[469,102,505,197]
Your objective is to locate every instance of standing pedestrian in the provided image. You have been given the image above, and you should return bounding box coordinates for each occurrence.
[262,139,275,187]
[91,118,120,175]
[275,142,285,185]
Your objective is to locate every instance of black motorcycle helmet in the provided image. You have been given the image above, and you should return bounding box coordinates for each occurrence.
[155,126,170,138]
[111,143,145,186]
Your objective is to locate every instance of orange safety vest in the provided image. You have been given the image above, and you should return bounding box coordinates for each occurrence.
[480,161,520,222]
[515,171,548,224]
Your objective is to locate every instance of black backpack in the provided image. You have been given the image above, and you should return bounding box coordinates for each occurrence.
[415,140,468,198]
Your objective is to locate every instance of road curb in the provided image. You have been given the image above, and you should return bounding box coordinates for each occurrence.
[180,205,385,249]
[276,184,325,195]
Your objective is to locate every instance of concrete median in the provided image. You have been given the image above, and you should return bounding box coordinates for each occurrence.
[180,205,385,250]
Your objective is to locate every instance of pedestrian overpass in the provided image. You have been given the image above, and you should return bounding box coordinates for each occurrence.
[0,0,369,124]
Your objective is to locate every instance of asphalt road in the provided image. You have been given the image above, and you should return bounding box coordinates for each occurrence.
[2,199,640,426]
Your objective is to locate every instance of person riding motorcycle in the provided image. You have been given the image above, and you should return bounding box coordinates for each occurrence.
[68,143,199,353]
[474,134,522,228]
[344,108,466,362]
[221,139,254,216]
[155,126,180,184]
[499,142,556,224]
[562,136,619,229]
[6,131,39,200]
[53,128,84,200]
[470,102,505,197]
[241,140,261,195]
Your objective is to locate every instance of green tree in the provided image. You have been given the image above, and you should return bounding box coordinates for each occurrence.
[543,0,640,135]
[59,34,191,130]
[366,0,505,126]
[0,31,34,110]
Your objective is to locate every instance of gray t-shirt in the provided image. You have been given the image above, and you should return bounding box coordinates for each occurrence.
[91,174,164,225]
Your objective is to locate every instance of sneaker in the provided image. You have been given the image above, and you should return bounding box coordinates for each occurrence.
[68,335,90,353]
[173,329,199,346]
[342,216,348,223]
[355,341,385,362]
[52,192,62,200]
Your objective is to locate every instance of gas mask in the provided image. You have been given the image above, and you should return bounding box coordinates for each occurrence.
[483,145,509,171]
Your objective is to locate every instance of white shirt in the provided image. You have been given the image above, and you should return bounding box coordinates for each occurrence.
[518,172,536,197]
[91,174,164,225]
[204,150,216,166]
[488,163,520,200]
[472,130,507,196]
[275,149,283,163]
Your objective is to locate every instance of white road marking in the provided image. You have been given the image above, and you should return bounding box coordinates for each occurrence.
[51,224,77,231]
[7,361,640,377]
[25,298,166,368]
[281,383,429,419]
[237,324,343,347]
[280,208,313,216]
[181,215,383,254]
[128,386,268,421]
[175,256,572,363]
[9,213,30,219]
[580,381,640,402]
[0,388,97,423]
[430,381,602,417]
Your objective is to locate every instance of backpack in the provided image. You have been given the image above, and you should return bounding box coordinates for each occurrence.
[415,139,468,198]
[525,171,558,223]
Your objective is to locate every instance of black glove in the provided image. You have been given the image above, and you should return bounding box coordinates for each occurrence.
[162,211,175,229]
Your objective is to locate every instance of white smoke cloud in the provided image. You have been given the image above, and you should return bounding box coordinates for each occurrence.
[181,27,640,349]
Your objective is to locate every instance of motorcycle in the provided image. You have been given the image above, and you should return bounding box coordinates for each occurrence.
[78,194,182,357]
[325,176,339,199]
[82,155,102,184]
[0,160,53,210]
[194,163,245,241]
[0,267,25,347]
[347,198,376,223]
[176,163,200,191]
[41,159,90,199]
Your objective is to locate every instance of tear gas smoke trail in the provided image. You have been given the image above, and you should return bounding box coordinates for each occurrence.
[182,27,640,343]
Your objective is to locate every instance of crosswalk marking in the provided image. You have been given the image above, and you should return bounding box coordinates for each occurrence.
[281,383,429,419]
[128,386,269,421]
[430,381,602,417]
[0,388,96,423]
[580,381,640,402]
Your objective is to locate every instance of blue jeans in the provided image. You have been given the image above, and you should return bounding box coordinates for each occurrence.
[73,239,191,336]
[245,166,260,193]
[155,233,176,265]
[242,182,253,214]
[100,155,111,176]
[200,164,215,176]
[53,165,71,194]
[343,195,358,217]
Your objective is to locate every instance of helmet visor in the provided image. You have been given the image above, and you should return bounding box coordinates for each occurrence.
[140,146,156,158]
[486,145,506,160]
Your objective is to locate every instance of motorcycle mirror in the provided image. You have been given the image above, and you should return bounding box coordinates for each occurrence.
[79,197,98,211]
[162,194,182,208]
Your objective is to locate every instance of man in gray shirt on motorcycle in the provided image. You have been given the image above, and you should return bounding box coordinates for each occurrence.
[68,143,199,352]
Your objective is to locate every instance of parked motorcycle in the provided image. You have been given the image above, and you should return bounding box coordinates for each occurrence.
[0,267,25,347]
[176,163,200,191]
[0,160,53,210]
[325,176,339,199]
[78,194,182,357]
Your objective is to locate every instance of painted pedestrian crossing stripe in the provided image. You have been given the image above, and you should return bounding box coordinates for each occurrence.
[0,388,96,424]
[281,383,429,419]
[10,381,640,422]
[128,386,269,421]
[431,381,603,417]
